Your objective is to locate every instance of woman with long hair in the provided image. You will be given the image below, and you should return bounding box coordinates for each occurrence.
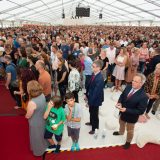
[112,47,127,91]
[56,57,68,101]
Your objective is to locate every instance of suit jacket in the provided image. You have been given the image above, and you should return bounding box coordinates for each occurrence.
[86,72,104,107]
[118,85,148,123]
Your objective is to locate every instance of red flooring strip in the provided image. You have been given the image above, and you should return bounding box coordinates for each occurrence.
[0,83,25,116]
[45,144,160,160]
[0,116,42,160]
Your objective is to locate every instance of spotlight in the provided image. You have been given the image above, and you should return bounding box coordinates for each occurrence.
[99,13,102,19]
[62,13,65,19]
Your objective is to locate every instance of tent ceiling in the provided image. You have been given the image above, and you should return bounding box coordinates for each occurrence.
[0,0,160,24]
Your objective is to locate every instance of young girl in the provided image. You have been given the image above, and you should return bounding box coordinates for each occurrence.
[112,47,127,91]
[44,96,66,153]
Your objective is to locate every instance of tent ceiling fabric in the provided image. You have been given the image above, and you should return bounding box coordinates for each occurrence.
[0,0,160,24]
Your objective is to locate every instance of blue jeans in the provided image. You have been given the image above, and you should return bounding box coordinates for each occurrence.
[138,61,145,73]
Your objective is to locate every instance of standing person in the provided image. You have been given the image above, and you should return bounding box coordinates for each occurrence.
[17,47,28,68]
[56,58,68,101]
[4,55,22,109]
[144,48,160,76]
[125,48,139,83]
[138,42,149,73]
[86,60,104,134]
[79,53,93,90]
[112,47,127,91]
[113,73,148,149]
[35,60,52,102]
[50,45,59,96]
[60,39,71,60]
[26,80,48,156]
[65,92,82,151]
[98,49,109,87]
[68,60,81,102]
[27,55,39,80]
[144,63,160,119]
[13,68,36,110]
[106,42,116,82]
[43,96,65,153]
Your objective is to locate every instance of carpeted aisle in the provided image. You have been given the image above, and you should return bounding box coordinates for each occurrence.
[0,83,25,116]
[0,116,42,160]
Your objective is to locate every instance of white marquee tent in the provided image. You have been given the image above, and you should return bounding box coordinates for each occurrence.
[0,0,160,27]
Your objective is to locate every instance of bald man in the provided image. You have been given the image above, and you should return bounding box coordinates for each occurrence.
[35,60,52,102]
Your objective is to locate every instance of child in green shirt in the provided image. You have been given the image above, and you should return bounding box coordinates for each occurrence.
[44,96,65,153]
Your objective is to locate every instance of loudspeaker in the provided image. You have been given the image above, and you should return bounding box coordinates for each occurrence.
[76,7,90,17]
[99,13,102,19]
[62,13,65,19]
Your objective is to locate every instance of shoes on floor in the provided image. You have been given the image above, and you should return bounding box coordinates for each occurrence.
[71,143,75,152]
[123,142,131,149]
[54,145,61,153]
[85,122,91,126]
[89,130,95,134]
[151,110,155,115]
[75,142,80,151]
[113,131,120,135]
[46,144,56,151]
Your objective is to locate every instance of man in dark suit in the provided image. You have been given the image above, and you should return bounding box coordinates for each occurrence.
[86,60,104,134]
[113,73,148,149]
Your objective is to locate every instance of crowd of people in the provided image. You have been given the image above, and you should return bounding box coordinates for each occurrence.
[0,25,160,156]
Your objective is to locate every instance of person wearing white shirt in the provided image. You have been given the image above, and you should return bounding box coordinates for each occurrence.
[106,43,116,82]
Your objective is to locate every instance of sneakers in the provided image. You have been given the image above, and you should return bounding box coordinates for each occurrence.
[75,143,80,151]
[89,130,95,134]
[113,131,120,135]
[46,144,56,151]
[151,110,155,115]
[123,142,131,149]
[54,144,61,153]
[85,122,91,126]
[71,143,75,152]
[71,142,80,152]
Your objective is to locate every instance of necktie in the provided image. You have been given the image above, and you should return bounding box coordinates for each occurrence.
[127,89,134,98]
[91,74,95,82]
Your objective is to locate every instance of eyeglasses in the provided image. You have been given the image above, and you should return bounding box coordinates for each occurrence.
[132,80,141,83]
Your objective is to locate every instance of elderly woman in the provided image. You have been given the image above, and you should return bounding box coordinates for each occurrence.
[26,80,48,156]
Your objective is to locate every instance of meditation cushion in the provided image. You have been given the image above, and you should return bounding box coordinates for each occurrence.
[136,131,160,148]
